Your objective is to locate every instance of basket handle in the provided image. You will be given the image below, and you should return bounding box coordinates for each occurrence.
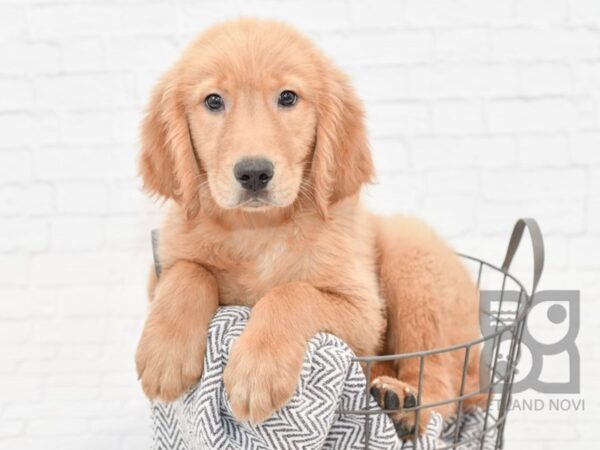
[151,229,162,278]
[501,218,545,294]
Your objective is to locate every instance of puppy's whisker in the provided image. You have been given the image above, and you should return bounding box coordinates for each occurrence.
[296,182,318,211]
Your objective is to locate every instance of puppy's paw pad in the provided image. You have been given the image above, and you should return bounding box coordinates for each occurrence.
[384,389,400,410]
[394,419,416,438]
[403,391,417,409]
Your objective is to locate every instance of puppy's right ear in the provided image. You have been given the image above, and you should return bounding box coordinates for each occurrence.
[139,69,202,217]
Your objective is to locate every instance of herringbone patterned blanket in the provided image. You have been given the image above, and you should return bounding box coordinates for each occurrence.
[150,307,495,450]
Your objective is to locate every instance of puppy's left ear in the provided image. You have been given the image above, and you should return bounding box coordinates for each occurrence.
[312,68,374,218]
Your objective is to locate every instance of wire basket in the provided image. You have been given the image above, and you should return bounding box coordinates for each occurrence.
[338,218,545,450]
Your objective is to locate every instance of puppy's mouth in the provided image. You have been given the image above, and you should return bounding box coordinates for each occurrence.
[237,191,277,210]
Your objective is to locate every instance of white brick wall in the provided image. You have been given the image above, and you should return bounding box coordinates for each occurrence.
[1,0,598,448]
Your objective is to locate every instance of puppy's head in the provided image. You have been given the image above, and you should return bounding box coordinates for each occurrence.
[140,19,373,219]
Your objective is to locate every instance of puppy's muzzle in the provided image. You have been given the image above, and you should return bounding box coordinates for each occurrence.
[234,158,274,192]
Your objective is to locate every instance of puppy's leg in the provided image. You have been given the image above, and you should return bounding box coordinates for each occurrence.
[223,281,384,424]
[136,261,219,402]
[370,321,457,438]
[373,216,482,438]
[462,347,489,411]
[374,312,487,439]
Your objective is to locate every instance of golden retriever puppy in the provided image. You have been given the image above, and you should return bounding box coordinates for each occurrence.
[135,18,485,438]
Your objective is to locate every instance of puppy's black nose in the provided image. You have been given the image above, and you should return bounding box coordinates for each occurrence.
[234,158,274,192]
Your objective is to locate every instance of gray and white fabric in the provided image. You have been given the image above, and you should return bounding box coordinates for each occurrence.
[151,307,496,450]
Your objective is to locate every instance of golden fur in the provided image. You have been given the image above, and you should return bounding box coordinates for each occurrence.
[135,19,485,435]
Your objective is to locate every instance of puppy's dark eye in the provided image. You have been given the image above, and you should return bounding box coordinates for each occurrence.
[278,90,297,107]
[205,94,224,112]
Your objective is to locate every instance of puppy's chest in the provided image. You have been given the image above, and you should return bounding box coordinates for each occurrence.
[214,227,314,305]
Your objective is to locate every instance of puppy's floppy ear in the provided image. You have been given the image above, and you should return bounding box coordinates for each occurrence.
[311,67,374,218]
[139,68,202,217]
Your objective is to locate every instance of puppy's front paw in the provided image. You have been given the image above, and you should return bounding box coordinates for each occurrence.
[370,376,430,439]
[135,322,205,402]
[223,332,305,424]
